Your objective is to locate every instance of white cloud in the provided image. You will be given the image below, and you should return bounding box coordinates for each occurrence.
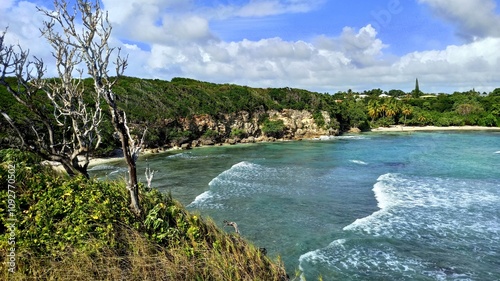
[418,0,500,40]
[0,1,55,74]
[315,25,388,68]
[161,15,215,43]
[2,0,500,94]
[234,0,324,17]
[0,0,15,10]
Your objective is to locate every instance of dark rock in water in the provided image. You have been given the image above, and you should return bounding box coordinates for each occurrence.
[201,139,215,146]
[279,273,290,281]
[191,140,200,147]
[109,148,123,157]
[259,247,267,256]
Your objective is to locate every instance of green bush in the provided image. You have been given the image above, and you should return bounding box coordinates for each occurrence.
[0,149,136,256]
[201,129,218,140]
[0,149,288,280]
[261,119,285,138]
[230,128,247,138]
[313,111,326,128]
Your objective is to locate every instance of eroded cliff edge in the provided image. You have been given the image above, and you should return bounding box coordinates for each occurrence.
[145,108,340,150]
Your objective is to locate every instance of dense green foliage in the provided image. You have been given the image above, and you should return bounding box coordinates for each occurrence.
[0,149,288,280]
[0,77,119,155]
[108,77,338,121]
[261,119,286,138]
[333,88,500,128]
[2,76,500,152]
[110,77,500,132]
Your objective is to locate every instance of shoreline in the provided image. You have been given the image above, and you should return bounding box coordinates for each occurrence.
[370,125,500,132]
[50,125,499,170]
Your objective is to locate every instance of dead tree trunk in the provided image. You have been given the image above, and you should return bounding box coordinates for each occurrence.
[0,29,92,178]
[107,102,143,216]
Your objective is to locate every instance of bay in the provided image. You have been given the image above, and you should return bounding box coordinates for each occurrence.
[90,131,500,280]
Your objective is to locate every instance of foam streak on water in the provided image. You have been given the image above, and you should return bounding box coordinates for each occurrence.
[187,161,304,210]
[300,173,500,280]
[349,160,368,165]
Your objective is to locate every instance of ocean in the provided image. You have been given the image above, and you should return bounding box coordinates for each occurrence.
[89,131,500,280]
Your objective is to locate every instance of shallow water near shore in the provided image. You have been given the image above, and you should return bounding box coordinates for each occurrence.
[90,131,500,280]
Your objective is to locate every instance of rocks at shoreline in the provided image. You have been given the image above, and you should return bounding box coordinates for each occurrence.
[140,109,340,150]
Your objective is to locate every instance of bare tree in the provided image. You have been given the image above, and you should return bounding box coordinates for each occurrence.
[39,22,104,177]
[0,29,96,177]
[223,220,240,234]
[38,0,144,215]
[144,160,157,191]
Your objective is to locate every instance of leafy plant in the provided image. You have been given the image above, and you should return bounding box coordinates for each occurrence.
[0,149,289,280]
[261,119,286,138]
[230,128,247,138]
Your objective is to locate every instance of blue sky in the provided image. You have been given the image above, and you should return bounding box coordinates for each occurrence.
[2,0,500,93]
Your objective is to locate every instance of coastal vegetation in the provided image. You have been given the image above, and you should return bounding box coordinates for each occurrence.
[0,149,288,280]
[4,76,498,152]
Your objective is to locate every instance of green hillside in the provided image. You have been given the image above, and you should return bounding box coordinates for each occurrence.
[0,149,289,280]
[2,76,500,153]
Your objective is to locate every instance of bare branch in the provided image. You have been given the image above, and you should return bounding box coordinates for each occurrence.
[144,159,157,190]
[1,111,25,147]
[36,0,143,214]
[223,220,240,234]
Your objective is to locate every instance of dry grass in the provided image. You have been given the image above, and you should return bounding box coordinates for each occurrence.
[2,222,289,281]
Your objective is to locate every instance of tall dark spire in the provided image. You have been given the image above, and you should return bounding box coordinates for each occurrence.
[413,78,421,98]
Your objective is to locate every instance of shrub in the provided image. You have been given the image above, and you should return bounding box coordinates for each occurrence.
[312,111,326,128]
[261,119,286,138]
[230,128,247,138]
[0,149,288,280]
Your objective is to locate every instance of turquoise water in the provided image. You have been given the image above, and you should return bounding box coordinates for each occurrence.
[90,132,500,280]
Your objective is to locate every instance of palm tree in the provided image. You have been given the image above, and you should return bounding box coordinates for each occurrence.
[379,102,388,118]
[367,100,381,121]
[418,115,427,125]
[385,99,399,118]
[401,105,413,126]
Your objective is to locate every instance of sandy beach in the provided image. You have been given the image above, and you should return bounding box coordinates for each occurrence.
[43,148,166,172]
[87,148,169,167]
[371,125,500,132]
[45,126,499,171]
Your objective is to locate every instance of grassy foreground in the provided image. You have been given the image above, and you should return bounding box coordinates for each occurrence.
[0,149,289,280]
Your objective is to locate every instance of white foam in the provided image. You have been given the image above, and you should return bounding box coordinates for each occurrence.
[350,160,368,165]
[495,151,500,154]
[298,248,331,280]
[189,162,260,207]
[336,135,369,140]
[168,152,191,158]
[313,135,369,141]
[317,135,334,141]
[192,161,298,209]
[299,239,424,279]
[189,191,213,206]
[88,164,119,171]
[344,173,500,240]
[108,167,128,175]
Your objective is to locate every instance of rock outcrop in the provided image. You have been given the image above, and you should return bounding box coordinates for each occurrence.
[149,109,340,149]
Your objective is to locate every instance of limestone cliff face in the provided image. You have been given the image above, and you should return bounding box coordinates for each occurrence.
[174,109,339,149]
[265,109,337,139]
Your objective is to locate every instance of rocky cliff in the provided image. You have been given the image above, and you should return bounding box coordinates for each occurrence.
[167,109,339,149]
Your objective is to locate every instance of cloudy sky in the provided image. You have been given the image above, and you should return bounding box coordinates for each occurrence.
[2,0,500,93]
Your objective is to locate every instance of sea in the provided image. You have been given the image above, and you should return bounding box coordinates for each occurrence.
[89,131,500,280]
